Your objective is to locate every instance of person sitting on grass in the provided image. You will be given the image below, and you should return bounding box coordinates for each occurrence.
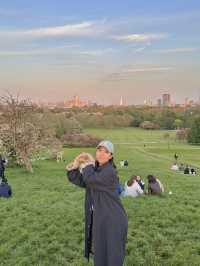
[124,160,128,167]
[184,165,190,175]
[135,175,145,191]
[179,163,185,171]
[147,175,164,195]
[191,168,196,175]
[0,177,12,198]
[171,163,179,171]
[119,160,128,167]
[116,182,124,195]
[123,175,144,198]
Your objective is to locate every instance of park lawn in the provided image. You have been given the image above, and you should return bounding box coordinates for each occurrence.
[1,127,200,266]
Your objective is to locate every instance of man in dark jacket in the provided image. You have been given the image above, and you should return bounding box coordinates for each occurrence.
[184,165,190,174]
[66,141,128,266]
[0,155,12,198]
[0,154,6,179]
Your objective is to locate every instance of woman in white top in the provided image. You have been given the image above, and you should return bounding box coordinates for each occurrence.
[123,176,144,198]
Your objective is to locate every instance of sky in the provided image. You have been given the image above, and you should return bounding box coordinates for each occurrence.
[0,0,200,105]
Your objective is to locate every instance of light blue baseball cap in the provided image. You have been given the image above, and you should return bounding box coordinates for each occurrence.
[97,140,114,154]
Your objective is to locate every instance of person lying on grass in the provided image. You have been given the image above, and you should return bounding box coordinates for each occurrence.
[147,175,164,195]
[66,140,128,266]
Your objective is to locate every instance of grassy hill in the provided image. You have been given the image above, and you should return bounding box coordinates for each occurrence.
[1,128,200,266]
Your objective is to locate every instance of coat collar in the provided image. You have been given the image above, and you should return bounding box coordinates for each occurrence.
[96,161,110,170]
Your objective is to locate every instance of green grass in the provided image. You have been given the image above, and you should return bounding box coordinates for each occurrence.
[1,128,200,266]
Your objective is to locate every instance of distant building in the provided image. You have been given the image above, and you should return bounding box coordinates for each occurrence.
[157,98,162,107]
[64,95,88,108]
[120,96,124,106]
[184,97,189,107]
[162,94,171,106]
[144,99,153,106]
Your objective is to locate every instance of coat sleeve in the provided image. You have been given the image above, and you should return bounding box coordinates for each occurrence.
[67,169,86,188]
[81,164,115,191]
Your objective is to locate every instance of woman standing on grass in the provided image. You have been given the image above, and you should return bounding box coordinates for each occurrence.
[66,140,128,266]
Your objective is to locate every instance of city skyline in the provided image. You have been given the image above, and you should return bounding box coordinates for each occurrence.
[0,1,200,104]
[32,93,200,108]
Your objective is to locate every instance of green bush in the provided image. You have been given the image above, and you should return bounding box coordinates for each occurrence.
[187,116,200,144]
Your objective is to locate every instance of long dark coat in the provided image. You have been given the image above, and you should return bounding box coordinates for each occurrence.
[67,161,128,266]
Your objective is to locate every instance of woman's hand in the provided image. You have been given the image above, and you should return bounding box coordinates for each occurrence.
[66,153,95,171]
[76,153,95,172]
[76,152,95,164]
[66,158,79,171]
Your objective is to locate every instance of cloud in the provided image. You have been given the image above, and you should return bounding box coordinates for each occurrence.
[0,18,168,45]
[113,33,168,43]
[131,47,146,53]
[102,65,173,82]
[123,67,173,73]
[154,47,200,53]
[0,46,115,59]
[0,45,81,57]
[79,48,115,56]
[0,21,107,39]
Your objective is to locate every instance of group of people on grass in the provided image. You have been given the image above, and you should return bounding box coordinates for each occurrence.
[117,174,164,198]
[0,134,198,266]
[171,153,198,175]
[1,140,194,266]
[171,162,197,175]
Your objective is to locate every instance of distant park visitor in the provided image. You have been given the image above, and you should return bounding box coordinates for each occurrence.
[183,165,197,175]
[171,163,179,171]
[191,168,196,175]
[123,175,144,198]
[147,175,164,195]
[0,155,12,198]
[174,153,178,163]
[120,160,129,167]
[136,175,145,191]
[66,140,128,266]
[0,154,6,180]
[56,151,64,163]
[0,177,12,198]
[179,163,185,171]
[184,165,190,175]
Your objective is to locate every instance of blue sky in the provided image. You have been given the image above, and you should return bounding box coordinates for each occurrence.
[0,0,200,104]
